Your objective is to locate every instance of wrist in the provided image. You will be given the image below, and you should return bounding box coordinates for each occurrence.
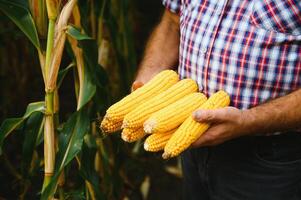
[240,109,258,135]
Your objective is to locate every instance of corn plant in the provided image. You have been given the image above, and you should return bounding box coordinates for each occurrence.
[0,0,139,199]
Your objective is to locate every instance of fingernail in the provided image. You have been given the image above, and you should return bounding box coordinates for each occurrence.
[192,111,200,119]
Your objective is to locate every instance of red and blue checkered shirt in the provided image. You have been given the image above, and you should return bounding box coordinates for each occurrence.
[163,0,301,110]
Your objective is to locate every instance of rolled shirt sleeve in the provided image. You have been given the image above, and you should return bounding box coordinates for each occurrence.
[162,0,181,14]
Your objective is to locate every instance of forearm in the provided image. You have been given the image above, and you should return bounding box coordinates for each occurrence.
[135,9,180,83]
[243,89,301,135]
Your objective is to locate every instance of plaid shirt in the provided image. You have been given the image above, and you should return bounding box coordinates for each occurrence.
[163,0,301,110]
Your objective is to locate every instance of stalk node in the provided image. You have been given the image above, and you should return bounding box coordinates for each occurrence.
[45,88,55,93]
[44,112,54,116]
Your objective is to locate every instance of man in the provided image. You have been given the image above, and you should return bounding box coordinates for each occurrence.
[134,0,301,199]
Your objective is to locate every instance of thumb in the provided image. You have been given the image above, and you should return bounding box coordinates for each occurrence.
[131,81,144,92]
[192,109,226,123]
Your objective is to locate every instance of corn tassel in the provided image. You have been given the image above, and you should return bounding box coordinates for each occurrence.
[100,70,179,133]
[144,129,175,152]
[123,79,198,129]
[144,93,207,134]
[162,91,230,159]
[121,127,146,143]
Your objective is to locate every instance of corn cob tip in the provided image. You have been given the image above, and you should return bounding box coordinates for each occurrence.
[100,120,108,132]
[122,118,131,128]
[143,119,156,134]
[100,125,118,134]
[162,152,171,159]
[121,129,133,142]
[121,121,127,129]
[100,117,122,134]
[143,142,149,151]
[121,133,130,142]
[100,125,107,133]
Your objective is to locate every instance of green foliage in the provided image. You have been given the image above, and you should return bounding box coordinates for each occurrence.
[41,109,90,199]
[57,63,75,89]
[79,136,105,200]
[21,112,44,178]
[67,26,92,41]
[67,26,98,110]
[0,0,40,49]
[0,101,44,154]
[0,0,181,199]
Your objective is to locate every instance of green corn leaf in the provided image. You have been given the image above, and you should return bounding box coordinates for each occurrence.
[0,101,44,154]
[57,62,75,88]
[66,25,92,41]
[21,112,44,178]
[67,25,100,110]
[81,40,109,87]
[64,189,86,200]
[41,109,89,199]
[0,0,40,49]
[66,25,108,87]
[79,136,105,200]
[95,138,113,194]
[77,67,97,110]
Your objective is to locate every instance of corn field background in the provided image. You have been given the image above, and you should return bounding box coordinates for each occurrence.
[0,0,182,199]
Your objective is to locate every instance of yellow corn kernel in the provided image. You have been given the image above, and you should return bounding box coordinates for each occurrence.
[123,79,199,129]
[144,129,176,152]
[144,93,207,134]
[100,70,179,133]
[121,127,146,143]
[162,90,230,159]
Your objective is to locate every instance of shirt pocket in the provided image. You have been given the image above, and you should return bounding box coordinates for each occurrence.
[250,0,301,35]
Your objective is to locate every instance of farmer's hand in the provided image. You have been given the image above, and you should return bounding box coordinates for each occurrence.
[191,107,250,147]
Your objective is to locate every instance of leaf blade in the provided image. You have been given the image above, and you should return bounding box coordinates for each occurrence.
[0,101,44,154]
[41,109,90,199]
[0,0,40,49]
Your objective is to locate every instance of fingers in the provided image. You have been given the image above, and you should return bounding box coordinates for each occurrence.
[191,127,223,147]
[192,108,228,123]
[191,132,214,147]
[192,125,221,147]
[191,107,244,148]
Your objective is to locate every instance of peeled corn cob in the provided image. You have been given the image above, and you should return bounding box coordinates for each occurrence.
[162,90,230,159]
[144,93,207,134]
[123,79,198,129]
[121,127,146,143]
[144,129,176,152]
[100,70,179,133]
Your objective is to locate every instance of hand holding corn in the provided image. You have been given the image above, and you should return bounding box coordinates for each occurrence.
[190,106,247,147]
[100,70,233,159]
[162,91,230,159]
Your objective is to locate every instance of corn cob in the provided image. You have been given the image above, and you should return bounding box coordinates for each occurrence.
[162,90,230,159]
[100,70,179,133]
[144,129,176,152]
[144,93,207,134]
[123,79,199,129]
[121,127,146,143]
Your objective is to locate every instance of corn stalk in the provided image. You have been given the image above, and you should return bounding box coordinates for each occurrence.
[43,0,77,193]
